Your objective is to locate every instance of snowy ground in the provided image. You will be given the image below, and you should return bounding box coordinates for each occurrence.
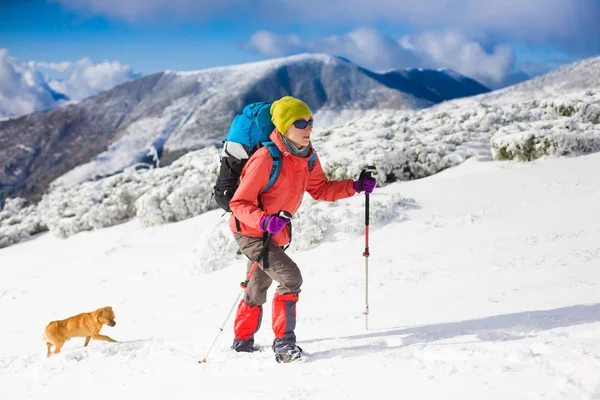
[1,153,599,399]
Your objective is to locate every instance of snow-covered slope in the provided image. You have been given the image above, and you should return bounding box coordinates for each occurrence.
[0,53,489,202]
[491,56,600,98]
[1,152,599,399]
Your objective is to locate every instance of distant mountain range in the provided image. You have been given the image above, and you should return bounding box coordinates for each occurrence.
[0,53,490,202]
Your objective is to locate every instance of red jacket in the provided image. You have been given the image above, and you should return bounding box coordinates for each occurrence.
[229,130,356,246]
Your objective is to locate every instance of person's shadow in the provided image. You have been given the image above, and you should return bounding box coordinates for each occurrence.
[302,303,600,361]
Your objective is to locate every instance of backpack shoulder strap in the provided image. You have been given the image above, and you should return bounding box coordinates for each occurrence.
[261,140,281,193]
[308,152,317,171]
[259,144,316,194]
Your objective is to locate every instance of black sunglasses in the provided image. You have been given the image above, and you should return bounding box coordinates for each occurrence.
[292,118,313,129]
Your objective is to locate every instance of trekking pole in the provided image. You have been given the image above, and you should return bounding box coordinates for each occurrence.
[199,235,272,364]
[360,166,377,331]
[199,210,292,363]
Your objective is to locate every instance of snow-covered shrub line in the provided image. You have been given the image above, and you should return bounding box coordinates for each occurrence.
[3,87,600,247]
[36,147,220,238]
[193,191,416,273]
[0,198,47,248]
[491,130,600,161]
[313,89,600,177]
[489,97,600,161]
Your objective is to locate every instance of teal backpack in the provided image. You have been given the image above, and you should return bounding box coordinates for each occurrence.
[213,102,316,212]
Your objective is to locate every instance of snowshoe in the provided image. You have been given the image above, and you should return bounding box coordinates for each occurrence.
[275,345,303,363]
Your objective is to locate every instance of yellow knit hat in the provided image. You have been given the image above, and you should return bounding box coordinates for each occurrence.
[270,96,312,135]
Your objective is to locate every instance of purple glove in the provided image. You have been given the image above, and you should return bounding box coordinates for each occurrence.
[353,177,376,194]
[260,215,290,234]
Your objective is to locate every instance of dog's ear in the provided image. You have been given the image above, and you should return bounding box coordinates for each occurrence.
[97,308,104,317]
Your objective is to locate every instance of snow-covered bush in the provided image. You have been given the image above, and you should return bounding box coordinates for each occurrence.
[192,191,417,273]
[38,147,220,238]
[491,130,600,161]
[0,198,47,248]
[289,191,417,252]
[313,89,600,174]
[190,218,241,274]
[134,150,220,226]
[490,94,600,161]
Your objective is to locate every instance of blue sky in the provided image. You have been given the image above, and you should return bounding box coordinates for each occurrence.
[2,0,600,88]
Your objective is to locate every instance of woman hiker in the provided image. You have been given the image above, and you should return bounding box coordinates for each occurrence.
[229,96,376,363]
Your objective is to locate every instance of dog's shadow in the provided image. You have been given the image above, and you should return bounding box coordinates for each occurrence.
[301,303,600,362]
[60,338,154,362]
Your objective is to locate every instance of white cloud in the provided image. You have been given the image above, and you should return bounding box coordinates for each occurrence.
[320,28,423,71]
[246,29,527,88]
[33,58,138,101]
[55,0,600,55]
[53,0,249,21]
[400,30,516,87]
[0,49,138,119]
[0,49,60,118]
[246,28,422,71]
[245,31,304,58]
[30,60,72,72]
[315,1,600,54]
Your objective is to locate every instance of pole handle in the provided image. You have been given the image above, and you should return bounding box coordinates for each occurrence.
[359,166,376,226]
[277,210,293,221]
[358,166,377,184]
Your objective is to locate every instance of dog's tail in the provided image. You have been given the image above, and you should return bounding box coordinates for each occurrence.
[41,324,50,342]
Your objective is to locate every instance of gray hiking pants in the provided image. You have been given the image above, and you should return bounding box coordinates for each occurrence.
[234,233,303,306]
[233,234,302,354]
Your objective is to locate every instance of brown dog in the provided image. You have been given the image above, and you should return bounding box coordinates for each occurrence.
[43,306,117,357]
